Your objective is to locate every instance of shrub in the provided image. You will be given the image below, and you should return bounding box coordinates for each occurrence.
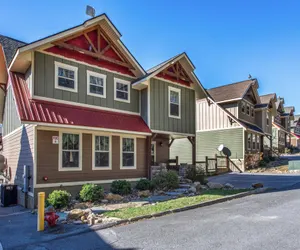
[152,170,179,190]
[185,165,207,184]
[269,156,276,161]
[135,179,154,191]
[263,156,270,163]
[79,184,104,202]
[111,180,132,195]
[47,190,71,209]
[258,160,267,167]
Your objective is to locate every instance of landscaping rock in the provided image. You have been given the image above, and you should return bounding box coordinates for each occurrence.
[67,209,84,220]
[138,190,151,198]
[102,217,122,224]
[224,183,234,189]
[105,193,123,202]
[101,199,109,204]
[157,190,165,195]
[80,215,86,221]
[188,186,197,193]
[45,206,55,213]
[252,183,264,189]
[88,217,95,225]
[83,208,93,215]
[200,185,208,190]
[207,182,224,189]
[73,220,83,225]
[73,203,89,209]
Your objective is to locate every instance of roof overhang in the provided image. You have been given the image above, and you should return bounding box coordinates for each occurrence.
[9,14,146,77]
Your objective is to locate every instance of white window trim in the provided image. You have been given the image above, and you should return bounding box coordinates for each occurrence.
[246,104,250,116]
[120,136,137,169]
[55,61,78,93]
[247,133,252,150]
[241,101,245,114]
[257,135,260,151]
[168,86,181,119]
[87,70,107,98]
[151,141,156,163]
[92,134,112,170]
[114,78,131,103]
[58,131,82,171]
[252,134,256,150]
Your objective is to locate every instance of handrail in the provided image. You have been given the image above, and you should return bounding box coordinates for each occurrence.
[228,158,243,173]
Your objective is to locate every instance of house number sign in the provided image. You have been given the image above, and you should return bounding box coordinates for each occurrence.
[52,136,59,144]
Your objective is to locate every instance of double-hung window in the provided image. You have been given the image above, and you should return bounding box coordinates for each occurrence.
[251,107,254,117]
[87,71,106,98]
[246,105,250,116]
[247,133,251,150]
[93,135,111,170]
[121,137,136,169]
[114,78,130,103]
[55,62,78,92]
[252,134,256,150]
[241,102,245,113]
[60,132,81,171]
[169,86,181,118]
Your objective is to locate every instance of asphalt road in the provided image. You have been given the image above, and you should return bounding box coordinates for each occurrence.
[17,183,300,250]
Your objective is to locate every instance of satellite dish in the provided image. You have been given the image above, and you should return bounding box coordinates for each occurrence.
[86,5,96,18]
[217,144,224,152]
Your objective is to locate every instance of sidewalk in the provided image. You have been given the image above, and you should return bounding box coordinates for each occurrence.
[0,206,90,250]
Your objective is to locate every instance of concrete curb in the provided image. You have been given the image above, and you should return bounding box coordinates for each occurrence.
[10,188,270,249]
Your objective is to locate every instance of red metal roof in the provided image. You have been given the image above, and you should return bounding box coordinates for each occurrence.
[9,72,151,134]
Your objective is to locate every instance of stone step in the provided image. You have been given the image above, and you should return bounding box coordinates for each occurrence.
[179,184,191,188]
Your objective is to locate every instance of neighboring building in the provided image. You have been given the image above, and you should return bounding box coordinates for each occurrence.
[257,93,277,155]
[196,79,264,172]
[272,98,294,153]
[0,14,207,208]
[290,114,300,148]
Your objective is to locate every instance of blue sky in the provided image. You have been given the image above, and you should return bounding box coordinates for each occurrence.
[1,0,299,111]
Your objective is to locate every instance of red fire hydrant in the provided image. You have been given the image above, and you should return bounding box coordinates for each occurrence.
[44,212,59,227]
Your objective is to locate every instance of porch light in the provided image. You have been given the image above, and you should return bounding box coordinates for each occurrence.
[160,142,163,147]
[43,176,48,181]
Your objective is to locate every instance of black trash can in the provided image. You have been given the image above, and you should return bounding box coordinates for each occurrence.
[0,184,17,207]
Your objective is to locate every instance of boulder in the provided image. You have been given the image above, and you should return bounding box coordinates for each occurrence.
[189,186,197,193]
[138,190,151,198]
[73,203,88,209]
[102,217,122,224]
[83,208,93,215]
[200,185,208,190]
[73,220,83,225]
[207,182,224,189]
[252,183,264,189]
[95,219,102,224]
[101,199,109,204]
[224,183,234,189]
[67,209,84,220]
[80,215,86,221]
[194,182,201,186]
[105,193,123,202]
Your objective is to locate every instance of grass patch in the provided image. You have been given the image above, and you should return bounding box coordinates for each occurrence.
[103,189,248,219]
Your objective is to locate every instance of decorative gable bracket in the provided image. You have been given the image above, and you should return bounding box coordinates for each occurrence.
[228,116,237,126]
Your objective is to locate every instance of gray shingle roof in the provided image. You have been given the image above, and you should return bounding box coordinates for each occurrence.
[207,79,255,103]
[0,35,26,66]
[260,93,276,104]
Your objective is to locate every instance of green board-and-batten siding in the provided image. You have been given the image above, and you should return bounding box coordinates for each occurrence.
[196,128,244,161]
[34,52,139,113]
[150,78,195,135]
[3,86,21,136]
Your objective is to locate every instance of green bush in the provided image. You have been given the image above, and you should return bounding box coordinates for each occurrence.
[269,156,276,161]
[185,165,207,184]
[263,156,270,163]
[152,170,179,190]
[135,179,154,191]
[47,190,71,209]
[111,180,132,195]
[79,184,104,202]
[258,160,267,167]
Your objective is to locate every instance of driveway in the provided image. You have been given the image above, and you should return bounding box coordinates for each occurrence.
[11,184,300,250]
[207,172,300,189]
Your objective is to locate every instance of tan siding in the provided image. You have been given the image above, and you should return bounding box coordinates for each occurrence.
[196,99,241,131]
[170,138,192,164]
[36,130,147,184]
[2,125,34,197]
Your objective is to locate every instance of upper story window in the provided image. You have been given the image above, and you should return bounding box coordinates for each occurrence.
[168,86,181,119]
[87,71,106,98]
[266,112,269,126]
[251,107,254,117]
[246,104,250,116]
[241,102,245,113]
[114,78,130,103]
[55,62,78,93]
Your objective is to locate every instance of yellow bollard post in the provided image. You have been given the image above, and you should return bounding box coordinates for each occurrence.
[37,192,45,231]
